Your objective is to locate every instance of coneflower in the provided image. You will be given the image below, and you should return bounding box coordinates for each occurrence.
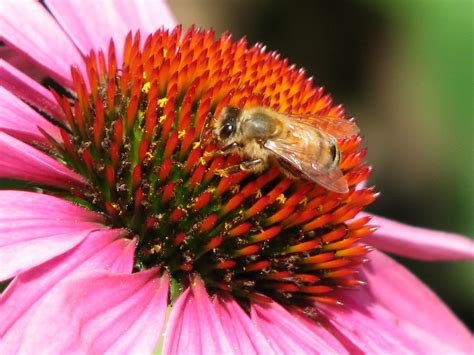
[0,2,472,354]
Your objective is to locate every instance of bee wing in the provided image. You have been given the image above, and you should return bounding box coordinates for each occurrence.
[287,114,359,140]
[264,122,349,193]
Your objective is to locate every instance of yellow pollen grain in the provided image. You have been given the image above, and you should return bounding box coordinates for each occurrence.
[150,244,162,254]
[142,72,147,79]
[157,97,168,107]
[193,141,201,149]
[231,185,240,194]
[198,157,207,165]
[255,189,262,198]
[163,48,168,57]
[277,193,286,204]
[141,81,151,93]
[145,152,154,162]
[159,114,167,123]
[299,196,308,206]
[178,130,186,139]
[215,169,228,178]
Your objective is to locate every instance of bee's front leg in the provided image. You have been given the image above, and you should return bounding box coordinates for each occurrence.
[215,159,263,177]
[204,142,241,157]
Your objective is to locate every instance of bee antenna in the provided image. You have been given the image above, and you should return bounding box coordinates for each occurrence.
[199,111,215,143]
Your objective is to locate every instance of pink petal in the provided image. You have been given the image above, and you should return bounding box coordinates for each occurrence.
[250,299,349,354]
[318,251,472,353]
[362,250,472,353]
[116,0,177,34]
[287,307,363,354]
[0,190,105,221]
[363,213,474,260]
[0,59,65,121]
[319,298,424,353]
[14,269,168,354]
[0,229,134,353]
[47,0,177,64]
[0,86,61,143]
[0,45,48,82]
[0,190,108,280]
[0,1,84,87]
[0,132,86,188]
[0,224,103,282]
[213,294,275,355]
[163,276,234,354]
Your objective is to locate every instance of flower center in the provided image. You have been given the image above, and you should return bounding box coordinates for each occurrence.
[46,26,377,305]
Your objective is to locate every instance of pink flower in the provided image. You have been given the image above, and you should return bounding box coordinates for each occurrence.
[1,1,472,353]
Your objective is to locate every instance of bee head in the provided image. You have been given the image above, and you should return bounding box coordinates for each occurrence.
[215,106,240,141]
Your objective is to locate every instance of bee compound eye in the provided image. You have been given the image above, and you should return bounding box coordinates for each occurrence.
[220,122,235,139]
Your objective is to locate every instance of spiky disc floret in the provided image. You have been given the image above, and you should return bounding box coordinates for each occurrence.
[47,26,378,305]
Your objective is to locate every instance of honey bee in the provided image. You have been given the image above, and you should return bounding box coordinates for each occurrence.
[208,106,359,193]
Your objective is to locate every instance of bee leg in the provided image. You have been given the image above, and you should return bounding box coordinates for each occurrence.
[240,159,264,171]
[204,142,241,157]
[215,159,263,177]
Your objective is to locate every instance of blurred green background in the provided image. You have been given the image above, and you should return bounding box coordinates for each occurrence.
[170,0,474,327]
